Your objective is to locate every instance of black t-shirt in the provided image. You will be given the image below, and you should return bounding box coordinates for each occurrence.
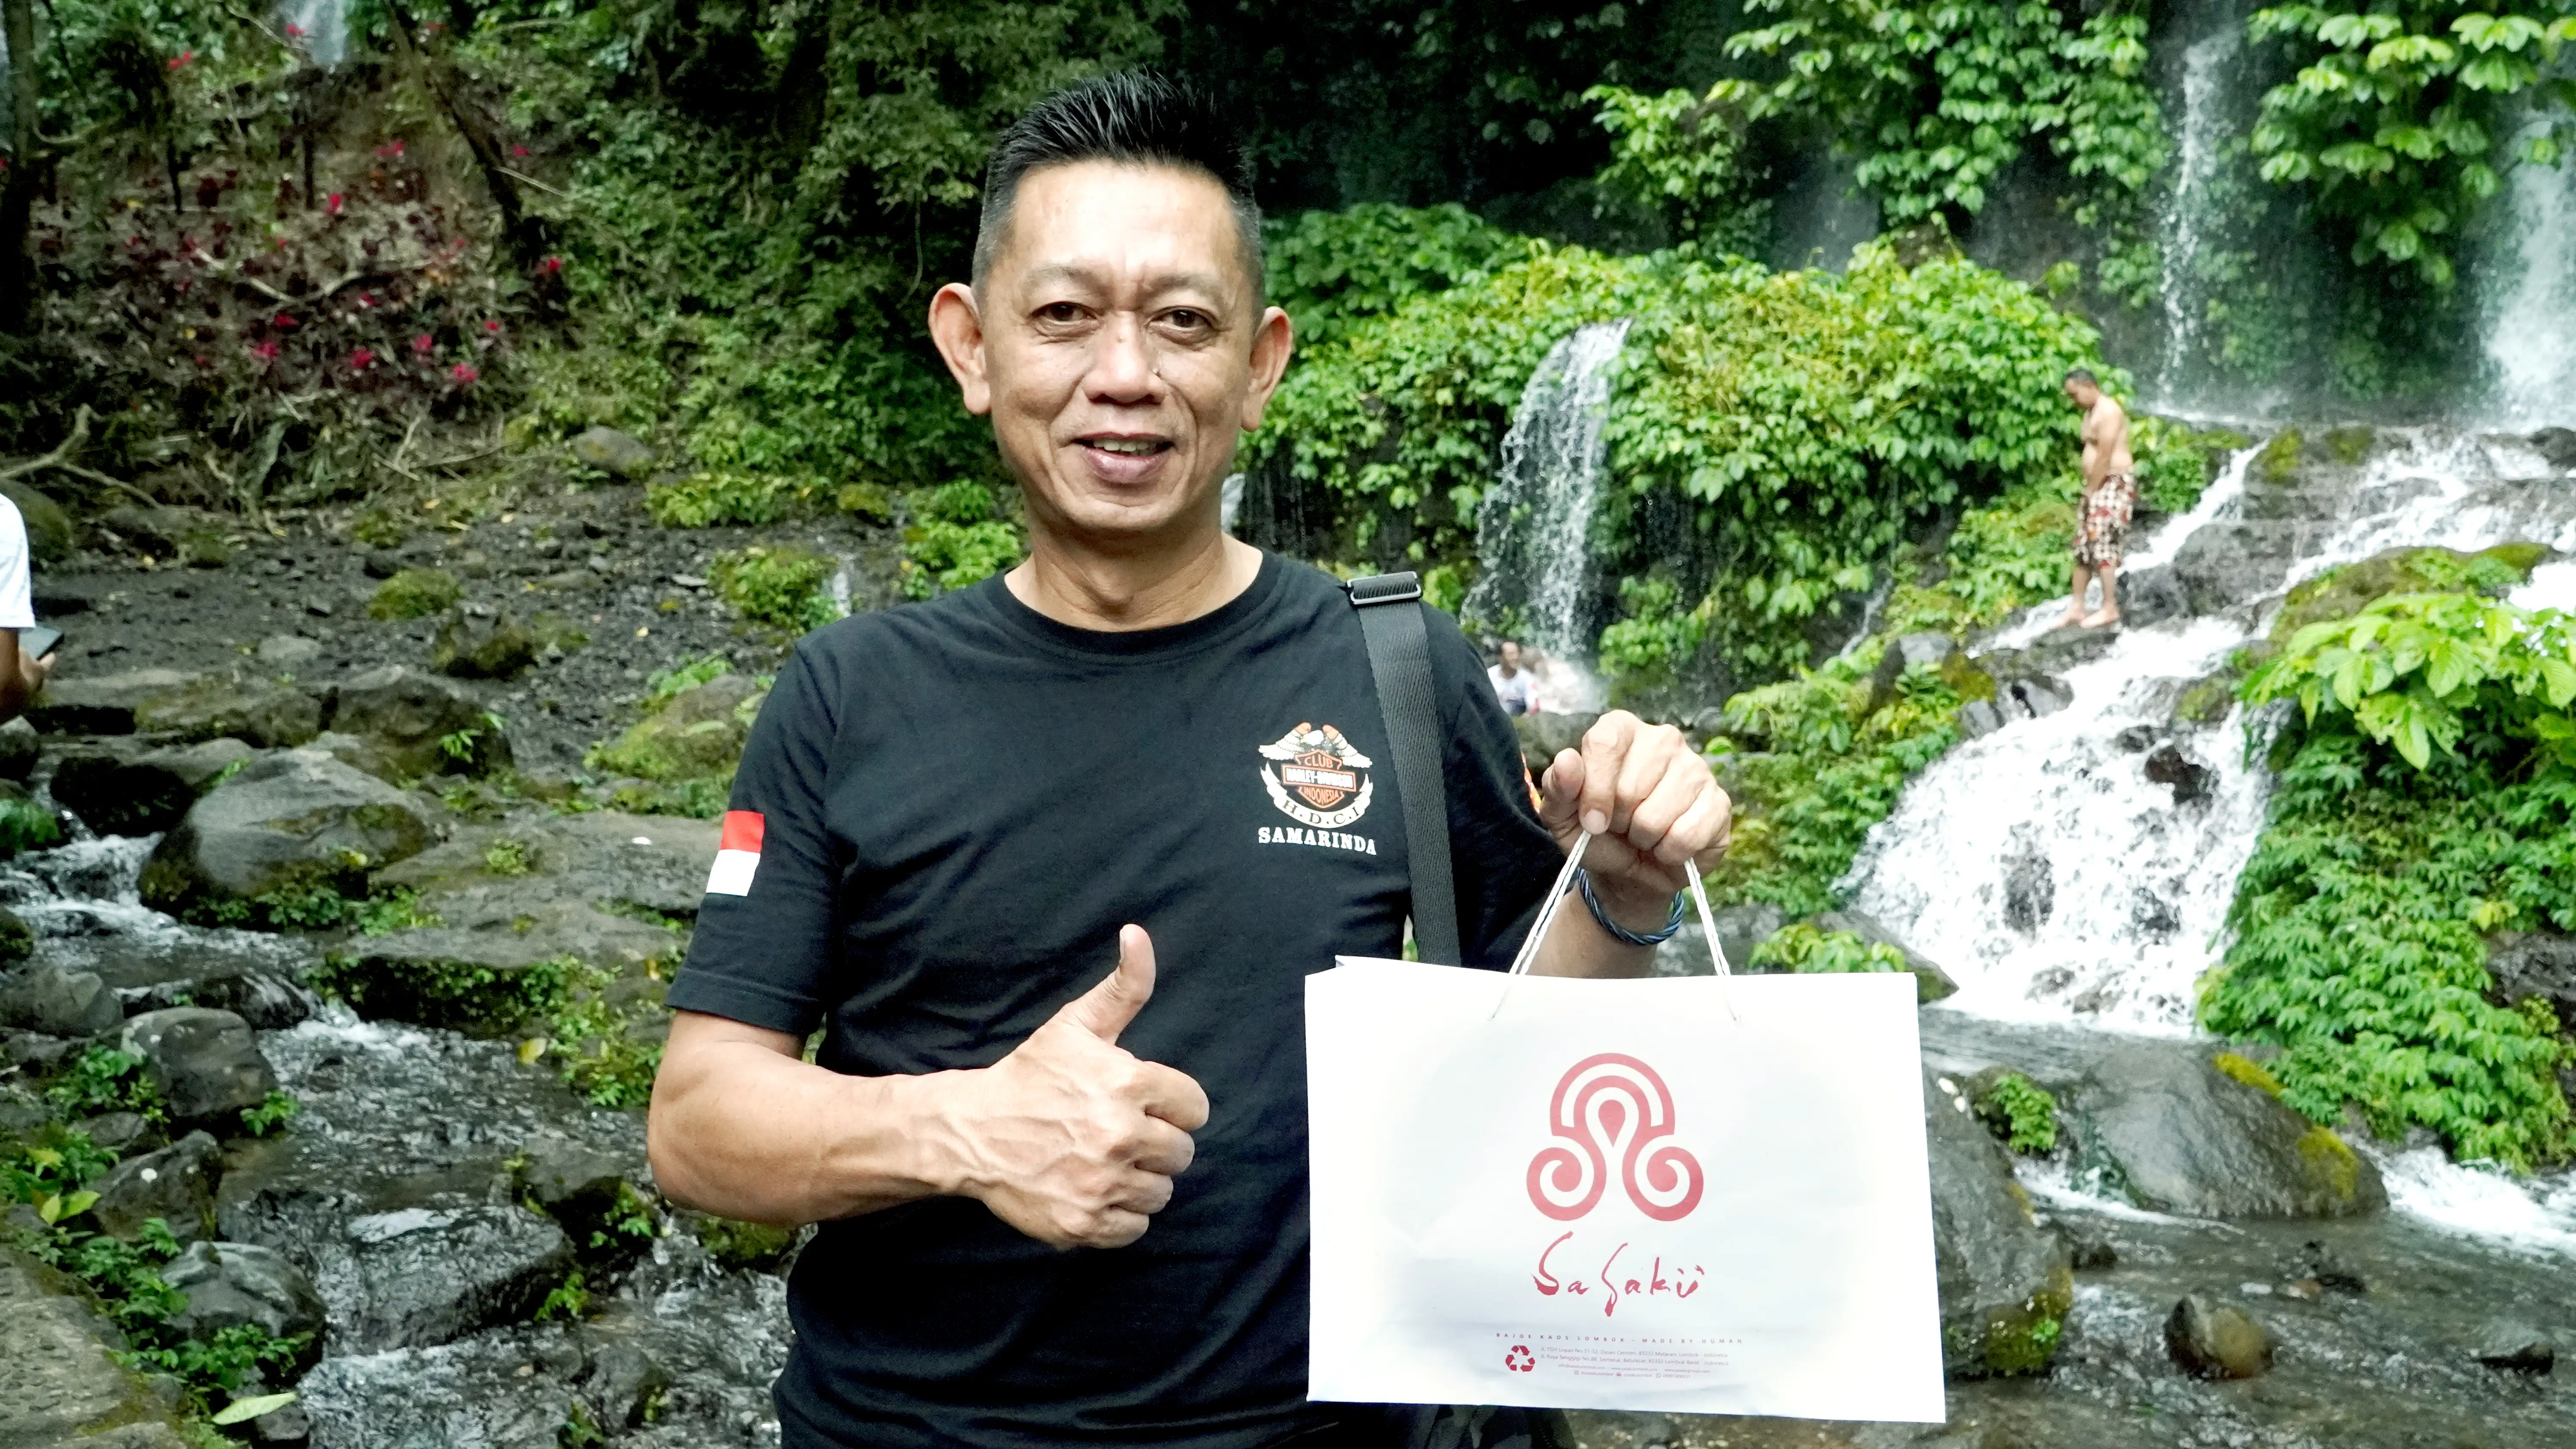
[669,551,1562,1449]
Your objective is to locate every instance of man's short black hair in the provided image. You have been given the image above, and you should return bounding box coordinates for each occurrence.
[2065,367,2099,387]
[972,71,1264,300]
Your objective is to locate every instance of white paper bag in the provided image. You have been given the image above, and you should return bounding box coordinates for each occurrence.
[1305,959,1944,1421]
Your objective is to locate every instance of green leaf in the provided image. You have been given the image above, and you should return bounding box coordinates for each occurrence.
[213,1393,300,1426]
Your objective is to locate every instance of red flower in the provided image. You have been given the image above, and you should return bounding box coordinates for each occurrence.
[273,313,298,329]
[537,256,562,276]
[450,364,479,385]
[326,192,344,215]
[251,340,280,361]
[167,50,195,71]
[285,22,303,36]
[511,145,530,157]
[422,19,443,30]
[376,140,406,159]
[351,348,374,370]
[412,333,435,356]
[356,291,375,309]
[483,320,502,333]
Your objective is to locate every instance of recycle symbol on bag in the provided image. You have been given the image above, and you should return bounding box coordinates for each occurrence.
[1525,1053,1705,1222]
[1503,1344,1537,1373]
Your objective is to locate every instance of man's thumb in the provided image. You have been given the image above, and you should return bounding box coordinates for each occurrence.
[1060,924,1156,1043]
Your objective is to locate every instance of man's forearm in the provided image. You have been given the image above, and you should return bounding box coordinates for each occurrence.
[1527,884,1659,979]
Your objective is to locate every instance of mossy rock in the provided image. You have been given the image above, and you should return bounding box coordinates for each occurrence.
[2272,544,2544,646]
[2174,672,2239,726]
[587,673,767,783]
[1977,1265,2075,1376]
[368,568,465,621]
[2254,428,2302,485]
[1937,653,1996,703]
[0,479,75,563]
[2322,424,2375,466]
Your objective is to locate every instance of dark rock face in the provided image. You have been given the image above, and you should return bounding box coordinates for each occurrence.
[162,1240,329,1355]
[2119,563,2190,626]
[52,738,255,837]
[2533,426,2576,471]
[130,968,317,1031]
[72,1111,163,1159]
[431,608,539,680]
[0,964,125,1037]
[1810,908,1960,1003]
[371,810,718,921]
[1924,1068,2074,1376]
[2486,930,2576,1033]
[0,717,38,781]
[138,750,441,916]
[1511,710,1599,770]
[2173,523,2284,616]
[27,668,197,735]
[0,1247,194,1449]
[2002,838,2054,935]
[322,1203,575,1354]
[2143,743,2217,805]
[120,1009,277,1127]
[327,666,509,777]
[2167,1295,2273,1379]
[89,1130,222,1243]
[132,675,324,749]
[2472,1324,2556,1374]
[2066,1046,2387,1218]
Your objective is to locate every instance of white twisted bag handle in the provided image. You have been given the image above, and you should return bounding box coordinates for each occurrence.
[1495,832,1738,1019]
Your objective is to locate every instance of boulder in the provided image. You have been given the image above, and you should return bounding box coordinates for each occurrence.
[1,478,76,562]
[0,965,124,1037]
[255,634,324,670]
[138,750,441,919]
[52,738,255,837]
[88,1130,222,1243]
[327,666,509,778]
[2143,743,2217,805]
[1809,909,1959,1003]
[586,673,765,784]
[1509,709,1599,773]
[372,811,720,919]
[301,730,410,785]
[1924,1067,2073,1376]
[2166,1295,2272,1379]
[72,1111,163,1159]
[0,716,37,781]
[322,1203,574,1353]
[119,1009,276,1127]
[2,1028,71,1073]
[0,905,30,968]
[0,1248,194,1449]
[2119,563,2190,627]
[2065,1045,2386,1218]
[26,668,196,735]
[2533,426,2576,472]
[331,902,678,1038]
[131,968,317,1031]
[431,607,538,680]
[161,1240,328,1357]
[2486,930,2576,1034]
[570,426,656,480]
[132,674,323,749]
[2172,517,2296,615]
[2472,1324,2555,1374]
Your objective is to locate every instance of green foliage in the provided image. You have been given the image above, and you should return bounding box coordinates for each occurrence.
[544,981,667,1110]
[1748,923,1909,976]
[901,482,1021,599]
[483,839,535,877]
[352,888,443,937]
[536,1267,590,1322]
[238,1090,300,1138]
[47,1049,165,1124]
[711,546,842,633]
[1264,205,1532,352]
[648,655,732,700]
[1583,84,1768,255]
[645,473,815,529]
[367,570,463,621]
[1723,0,2168,235]
[2207,587,2576,1169]
[2246,1,2576,285]
[1706,658,1966,914]
[1975,1073,2063,1155]
[0,792,65,858]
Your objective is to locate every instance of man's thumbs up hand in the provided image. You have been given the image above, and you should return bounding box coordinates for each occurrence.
[937,925,1211,1249]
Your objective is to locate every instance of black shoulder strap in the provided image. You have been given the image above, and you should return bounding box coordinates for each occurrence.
[1346,572,1461,967]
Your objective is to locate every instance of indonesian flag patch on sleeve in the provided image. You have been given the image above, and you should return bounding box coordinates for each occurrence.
[705,810,764,897]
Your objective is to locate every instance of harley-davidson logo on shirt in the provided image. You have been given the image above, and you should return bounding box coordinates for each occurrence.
[1257,721,1375,830]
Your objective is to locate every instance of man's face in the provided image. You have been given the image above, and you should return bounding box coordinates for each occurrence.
[929,161,1292,548]
[1500,641,1522,672]
[2066,379,2098,409]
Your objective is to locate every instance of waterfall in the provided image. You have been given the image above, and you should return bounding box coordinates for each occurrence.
[280,0,349,65]
[1843,431,2576,1033]
[2482,150,2576,430]
[1464,319,1631,670]
[2148,27,2242,412]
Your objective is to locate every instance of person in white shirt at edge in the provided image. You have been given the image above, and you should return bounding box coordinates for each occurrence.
[0,496,53,725]
[1487,638,1540,718]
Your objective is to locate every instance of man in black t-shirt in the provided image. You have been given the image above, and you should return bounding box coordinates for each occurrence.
[647,73,1733,1449]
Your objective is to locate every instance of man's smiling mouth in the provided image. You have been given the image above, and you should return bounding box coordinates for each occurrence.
[1081,437,1172,457]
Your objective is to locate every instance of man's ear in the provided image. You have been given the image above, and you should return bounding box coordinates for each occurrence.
[1237,305,1295,433]
[928,283,992,416]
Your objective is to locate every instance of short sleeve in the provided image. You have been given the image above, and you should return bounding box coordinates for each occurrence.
[666,643,847,1034]
[0,501,33,631]
[1425,613,1562,968]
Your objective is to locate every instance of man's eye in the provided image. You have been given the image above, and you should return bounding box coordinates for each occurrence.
[1163,309,1211,331]
[1036,303,1086,324]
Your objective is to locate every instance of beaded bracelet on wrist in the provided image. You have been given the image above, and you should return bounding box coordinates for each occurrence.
[1574,867,1686,947]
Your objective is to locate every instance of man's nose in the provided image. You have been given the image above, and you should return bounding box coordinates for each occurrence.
[1084,315,1160,403]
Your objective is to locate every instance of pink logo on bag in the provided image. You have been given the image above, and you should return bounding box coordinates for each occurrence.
[1527,1054,1704,1222]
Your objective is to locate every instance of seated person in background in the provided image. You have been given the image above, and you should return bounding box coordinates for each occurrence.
[1488,638,1540,717]
[0,494,54,727]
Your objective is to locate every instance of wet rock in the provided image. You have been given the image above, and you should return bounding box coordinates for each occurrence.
[256,634,324,670]
[27,667,197,734]
[1993,624,2118,677]
[1924,1067,2074,1376]
[2,1027,72,1072]
[2287,1239,2368,1295]
[373,810,718,920]
[586,672,765,786]
[2533,426,2576,472]
[2112,724,2160,752]
[0,964,125,1036]
[162,1240,328,1356]
[323,1203,575,1353]
[89,1130,221,1242]
[2120,563,2190,626]
[2001,839,2054,934]
[73,1111,164,1159]
[2172,521,2291,616]
[133,674,323,749]
[137,750,442,919]
[1956,698,2008,739]
[2471,1324,2555,1374]
[1999,673,2072,720]
[2166,1295,2273,1379]
[3,478,76,562]
[2485,929,2576,1033]
[431,608,539,680]
[120,1008,277,1127]
[131,968,317,1031]
[332,902,677,1037]
[0,904,29,967]
[1810,908,1959,1003]
[2060,1225,2117,1271]
[52,737,256,836]
[570,426,656,480]
[2129,888,2182,942]
[326,665,510,777]
[0,1247,195,1448]
[0,716,37,780]
[1510,709,1599,771]
[2066,1045,2386,1218]
[2143,743,2217,805]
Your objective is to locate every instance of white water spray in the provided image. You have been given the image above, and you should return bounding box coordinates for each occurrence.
[2150,28,2242,412]
[280,0,349,66]
[2483,149,2576,430]
[1465,320,1631,666]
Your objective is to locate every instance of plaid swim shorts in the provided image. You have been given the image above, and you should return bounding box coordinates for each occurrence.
[2075,470,2137,569]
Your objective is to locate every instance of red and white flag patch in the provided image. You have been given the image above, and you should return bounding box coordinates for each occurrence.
[705,810,764,897]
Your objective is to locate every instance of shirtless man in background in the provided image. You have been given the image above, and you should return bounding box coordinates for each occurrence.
[2063,367,2136,629]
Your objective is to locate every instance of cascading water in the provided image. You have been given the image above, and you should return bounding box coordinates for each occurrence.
[1462,320,1630,710]
[2482,145,2576,430]
[2148,26,2242,413]
[279,0,349,65]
